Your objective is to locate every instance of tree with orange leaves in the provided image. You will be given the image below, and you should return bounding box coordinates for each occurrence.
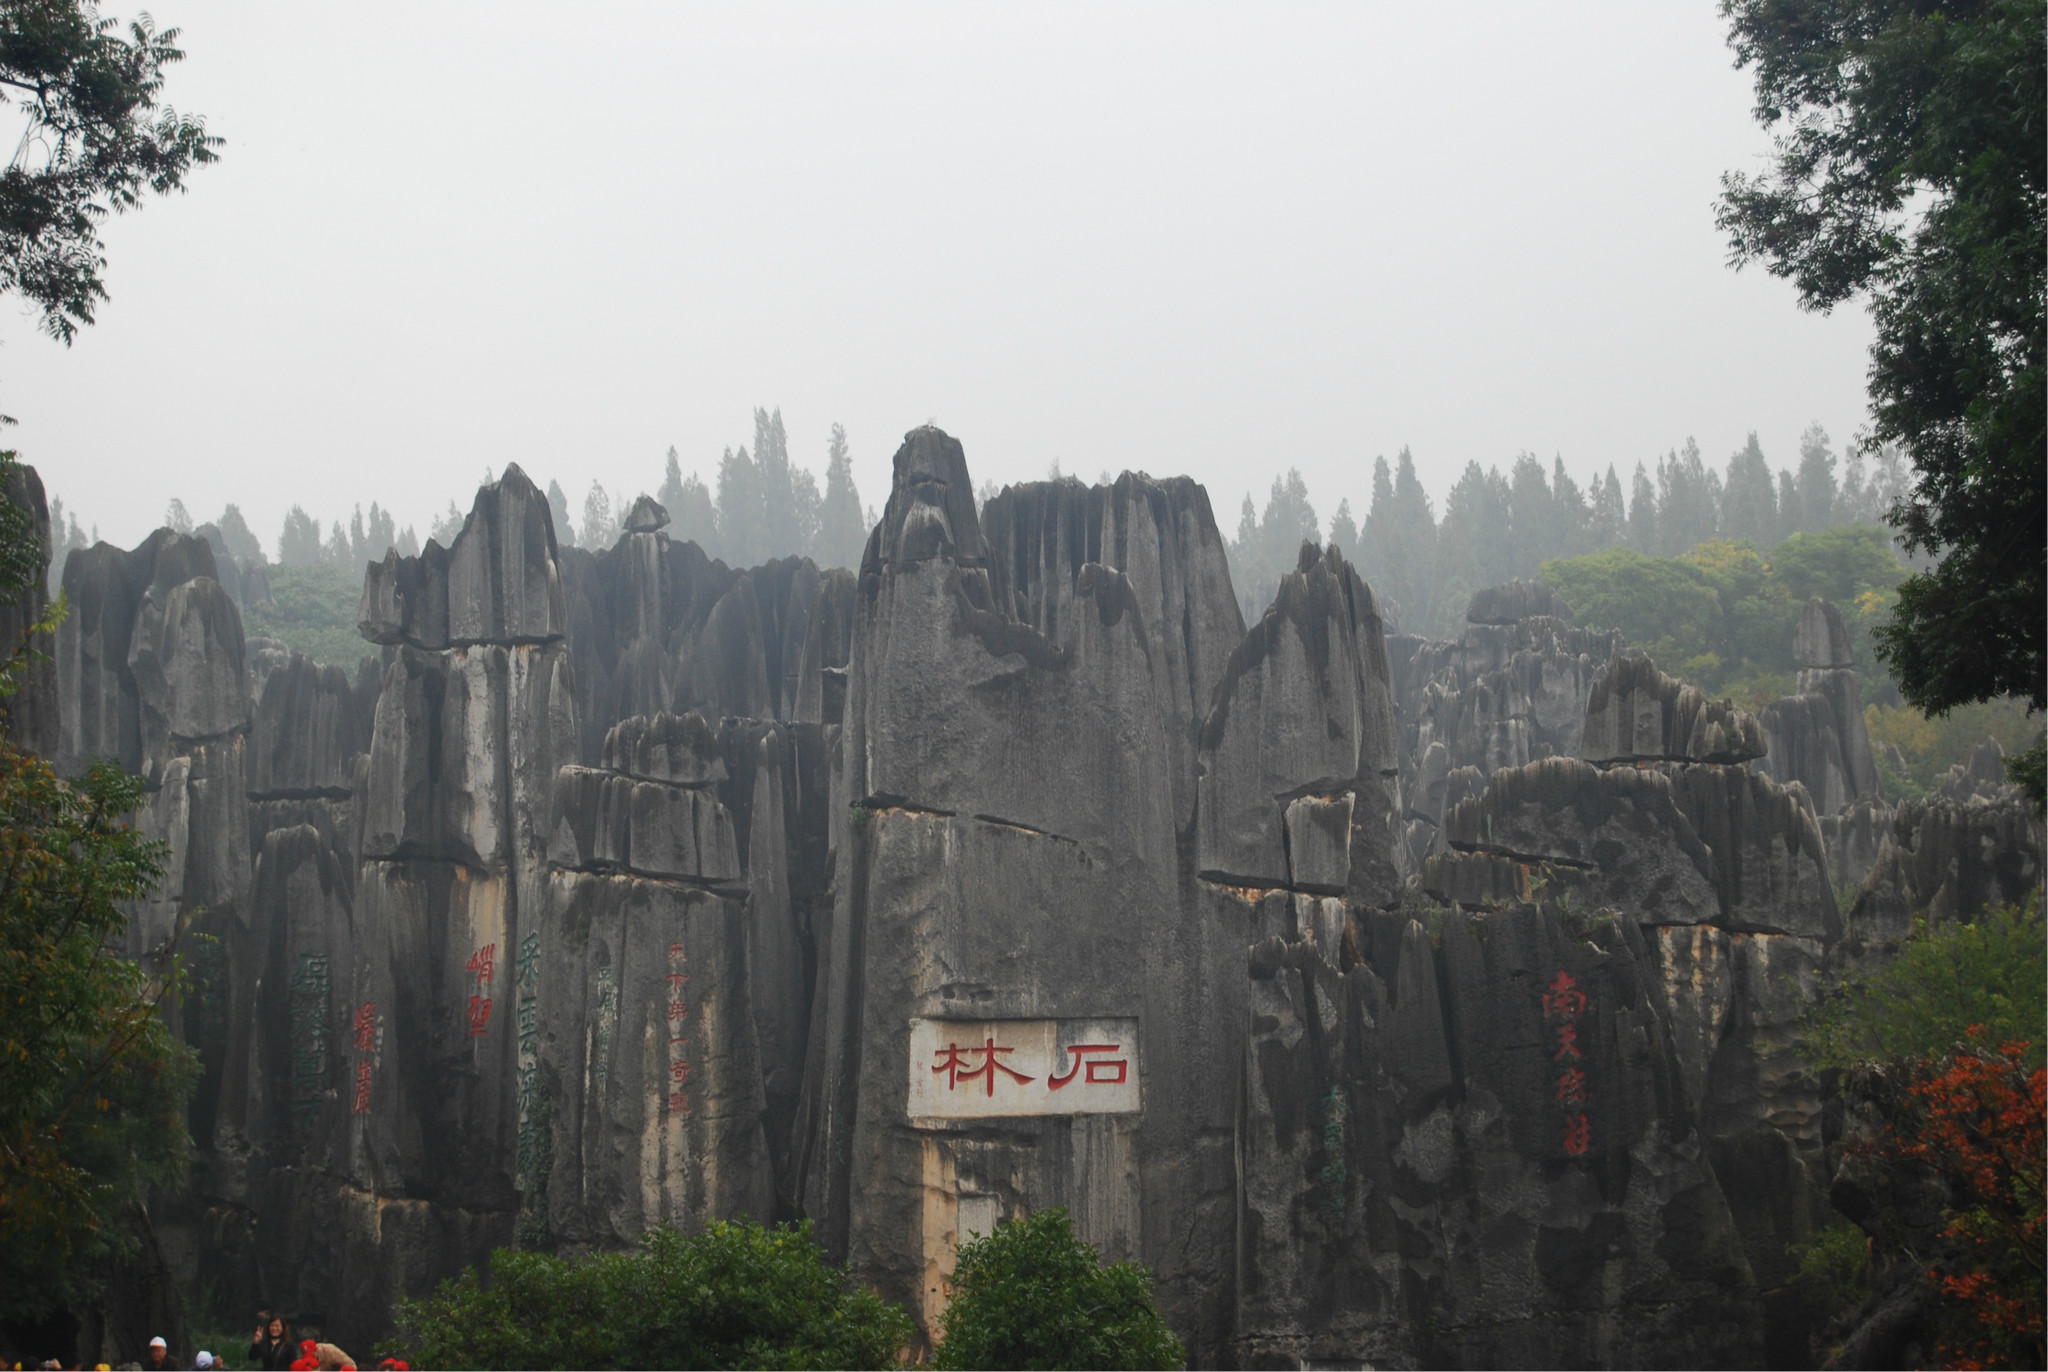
[1878,1037,2046,1370]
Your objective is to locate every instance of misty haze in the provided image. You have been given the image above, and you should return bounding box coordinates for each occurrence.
[0,4,2039,1371]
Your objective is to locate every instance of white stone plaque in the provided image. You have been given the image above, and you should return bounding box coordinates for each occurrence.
[907,1017,1140,1120]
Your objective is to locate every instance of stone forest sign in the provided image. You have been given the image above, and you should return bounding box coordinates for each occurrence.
[906,1018,1140,1119]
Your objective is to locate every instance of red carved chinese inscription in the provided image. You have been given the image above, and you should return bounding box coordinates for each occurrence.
[932,1038,1036,1096]
[466,994,493,1037]
[1544,968,1592,1155]
[353,1001,376,1052]
[1563,1112,1592,1156]
[1048,1044,1128,1090]
[352,1059,373,1115]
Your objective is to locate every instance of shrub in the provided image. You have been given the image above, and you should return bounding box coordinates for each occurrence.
[1864,1042,2045,1369]
[383,1219,912,1370]
[241,563,374,670]
[933,1208,1183,1371]
[1806,898,2045,1071]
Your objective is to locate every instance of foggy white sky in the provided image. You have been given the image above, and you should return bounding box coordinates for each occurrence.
[2,1,1877,556]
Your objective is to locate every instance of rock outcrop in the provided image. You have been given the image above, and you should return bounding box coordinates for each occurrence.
[26,439,2033,1369]
[1754,599,1881,812]
[1386,592,1625,870]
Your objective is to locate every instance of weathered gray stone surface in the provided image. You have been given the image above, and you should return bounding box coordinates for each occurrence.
[1197,542,1396,889]
[1754,599,1881,812]
[1465,577,1573,625]
[39,442,2033,1368]
[1581,654,1766,765]
[1843,788,2043,964]
[1385,598,1625,872]
[249,654,365,798]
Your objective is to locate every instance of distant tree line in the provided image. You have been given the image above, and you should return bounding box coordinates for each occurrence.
[545,408,872,571]
[55,409,876,593]
[1227,425,1913,638]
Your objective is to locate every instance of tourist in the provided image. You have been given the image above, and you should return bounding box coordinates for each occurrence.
[142,1339,174,1372]
[248,1317,292,1372]
[191,1354,216,1370]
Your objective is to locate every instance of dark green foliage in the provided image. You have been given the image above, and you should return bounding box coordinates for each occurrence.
[1719,0,2045,715]
[932,1208,1184,1372]
[240,563,371,670]
[0,0,219,342]
[1541,528,1914,696]
[1806,897,2045,1071]
[384,1219,913,1371]
[0,458,196,1320]
[0,453,42,598]
[1769,524,1906,606]
[2007,736,2045,814]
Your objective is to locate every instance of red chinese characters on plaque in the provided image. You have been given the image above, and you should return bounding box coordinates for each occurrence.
[1543,970,1592,1156]
[907,1019,1139,1119]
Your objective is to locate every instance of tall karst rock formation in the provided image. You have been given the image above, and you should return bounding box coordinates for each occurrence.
[15,431,2041,1369]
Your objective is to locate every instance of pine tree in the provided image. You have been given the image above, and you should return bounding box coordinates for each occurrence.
[753,407,796,557]
[658,448,685,517]
[1721,432,1778,547]
[1627,462,1658,552]
[1429,462,1512,634]
[716,445,761,565]
[1589,466,1626,549]
[277,506,323,567]
[1656,439,1719,555]
[215,504,263,566]
[1327,498,1358,560]
[670,470,717,552]
[1551,457,1592,556]
[547,480,578,548]
[818,424,868,569]
[1386,448,1438,627]
[581,483,619,551]
[1506,454,1557,575]
[1792,423,1839,535]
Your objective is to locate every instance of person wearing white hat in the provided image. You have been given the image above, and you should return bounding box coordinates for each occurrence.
[193,1353,217,1370]
[144,1337,174,1372]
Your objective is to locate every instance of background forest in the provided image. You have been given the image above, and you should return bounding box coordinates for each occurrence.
[42,415,2036,799]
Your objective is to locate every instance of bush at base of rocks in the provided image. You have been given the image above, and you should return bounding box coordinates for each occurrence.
[933,1209,1183,1372]
[380,1220,912,1371]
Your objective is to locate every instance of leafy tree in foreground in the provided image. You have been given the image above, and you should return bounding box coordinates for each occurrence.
[1805,899,2045,1366]
[933,1207,1183,1371]
[384,1219,912,1370]
[0,747,194,1320]
[0,455,195,1318]
[0,0,220,341]
[1718,0,2045,724]
[1863,1042,2044,1369]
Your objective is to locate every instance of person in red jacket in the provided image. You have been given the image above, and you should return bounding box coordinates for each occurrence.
[286,1341,318,1372]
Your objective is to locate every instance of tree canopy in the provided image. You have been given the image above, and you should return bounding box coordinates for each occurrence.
[1718,0,2045,715]
[0,453,196,1319]
[933,1208,1184,1371]
[0,0,219,341]
[385,1219,913,1370]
